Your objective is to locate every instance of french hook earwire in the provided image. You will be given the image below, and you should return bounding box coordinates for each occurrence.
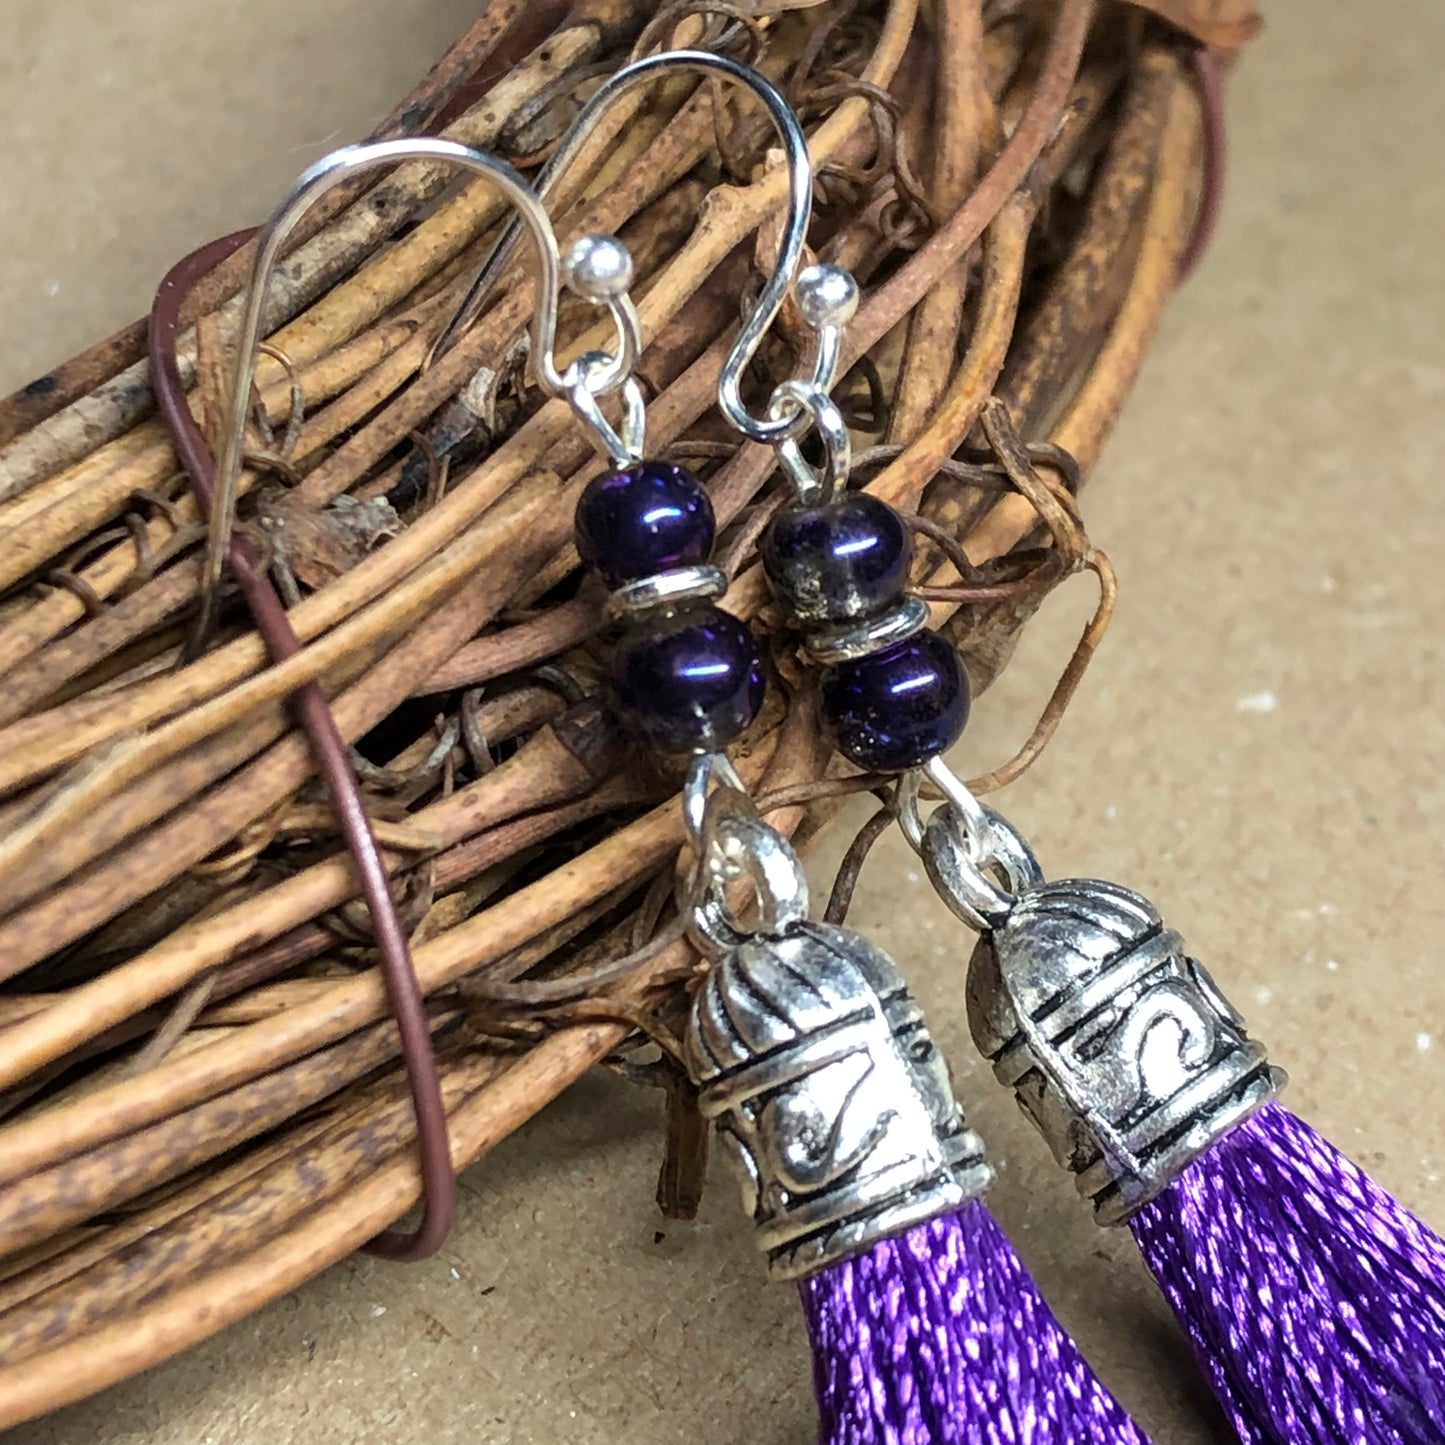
[202,136,572,627]
[427,48,846,450]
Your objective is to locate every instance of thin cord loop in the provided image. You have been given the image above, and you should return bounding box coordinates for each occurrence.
[151,233,455,1262]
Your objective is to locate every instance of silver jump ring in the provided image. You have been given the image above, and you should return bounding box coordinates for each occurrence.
[922,755,995,866]
[897,760,1044,931]
[898,759,993,860]
[768,380,852,507]
[557,290,645,402]
[919,804,1044,931]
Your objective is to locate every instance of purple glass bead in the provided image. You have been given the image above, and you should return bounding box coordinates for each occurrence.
[575,460,715,587]
[820,629,969,771]
[761,492,912,623]
[610,605,766,755]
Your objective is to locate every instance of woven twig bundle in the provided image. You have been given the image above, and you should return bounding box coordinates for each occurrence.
[0,0,1249,1422]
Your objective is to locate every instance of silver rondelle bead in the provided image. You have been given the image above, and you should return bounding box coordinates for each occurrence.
[686,921,991,1280]
[606,564,727,619]
[803,593,930,664]
[966,877,1284,1225]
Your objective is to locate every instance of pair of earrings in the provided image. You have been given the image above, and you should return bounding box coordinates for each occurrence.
[534,53,1445,1445]
[212,46,1445,1445]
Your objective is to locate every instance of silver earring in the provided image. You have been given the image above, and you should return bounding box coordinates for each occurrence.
[429,49,853,452]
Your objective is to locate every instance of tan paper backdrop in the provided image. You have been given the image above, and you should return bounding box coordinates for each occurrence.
[0,1,1441,1441]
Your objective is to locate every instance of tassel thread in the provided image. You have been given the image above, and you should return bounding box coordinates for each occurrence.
[1130,1102,1445,1445]
[799,1200,1150,1444]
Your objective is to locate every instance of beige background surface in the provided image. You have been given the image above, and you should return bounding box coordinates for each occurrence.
[1,1,1442,1441]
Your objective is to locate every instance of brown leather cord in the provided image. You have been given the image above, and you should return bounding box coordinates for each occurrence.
[148,232,455,1261]
[1178,43,1225,281]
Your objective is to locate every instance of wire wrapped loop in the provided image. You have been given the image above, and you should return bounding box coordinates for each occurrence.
[682,755,810,955]
[768,380,852,507]
[900,758,1044,930]
[565,364,647,466]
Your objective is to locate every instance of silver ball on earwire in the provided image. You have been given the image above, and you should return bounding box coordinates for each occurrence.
[794,264,859,329]
[562,234,635,301]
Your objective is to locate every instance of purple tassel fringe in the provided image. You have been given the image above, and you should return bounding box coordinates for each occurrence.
[797,1200,1149,1444]
[1130,1101,1445,1445]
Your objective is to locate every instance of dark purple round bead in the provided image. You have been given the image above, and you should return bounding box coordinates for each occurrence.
[820,629,969,771]
[575,460,715,587]
[761,492,912,623]
[609,605,766,755]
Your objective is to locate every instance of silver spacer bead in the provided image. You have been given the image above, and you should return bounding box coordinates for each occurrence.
[607,564,727,619]
[966,877,1285,1224]
[687,920,991,1280]
[803,593,930,664]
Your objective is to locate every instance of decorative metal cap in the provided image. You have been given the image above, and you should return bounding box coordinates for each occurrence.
[686,921,991,1280]
[966,877,1283,1224]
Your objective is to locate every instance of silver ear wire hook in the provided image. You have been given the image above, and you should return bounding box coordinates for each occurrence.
[428,49,843,448]
[205,136,579,617]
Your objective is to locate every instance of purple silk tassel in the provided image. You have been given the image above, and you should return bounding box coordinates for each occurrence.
[1130,1102,1445,1445]
[684,916,1153,1445]
[961,874,1445,1444]
[798,1201,1149,1445]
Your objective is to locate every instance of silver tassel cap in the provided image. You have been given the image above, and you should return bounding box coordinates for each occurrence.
[966,877,1284,1224]
[685,920,992,1280]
